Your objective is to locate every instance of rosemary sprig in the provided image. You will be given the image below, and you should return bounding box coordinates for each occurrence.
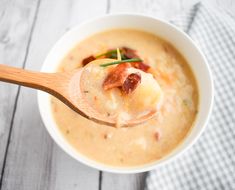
[100,58,142,67]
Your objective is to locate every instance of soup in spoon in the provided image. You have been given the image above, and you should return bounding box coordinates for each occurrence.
[80,57,163,126]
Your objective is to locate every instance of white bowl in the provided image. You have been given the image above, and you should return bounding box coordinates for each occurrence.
[37,14,214,173]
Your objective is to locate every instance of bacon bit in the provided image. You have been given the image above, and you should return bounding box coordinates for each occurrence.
[122,73,141,94]
[104,133,113,139]
[102,63,130,90]
[122,47,139,59]
[131,61,150,72]
[102,63,142,94]
[154,131,161,141]
[104,133,108,139]
[82,55,95,66]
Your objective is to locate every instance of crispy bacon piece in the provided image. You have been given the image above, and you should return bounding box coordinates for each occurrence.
[122,73,141,94]
[154,130,161,141]
[122,47,139,59]
[122,47,150,72]
[82,55,95,66]
[131,62,150,72]
[102,63,130,90]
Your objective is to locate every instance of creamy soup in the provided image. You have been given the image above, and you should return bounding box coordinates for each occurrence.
[51,29,198,167]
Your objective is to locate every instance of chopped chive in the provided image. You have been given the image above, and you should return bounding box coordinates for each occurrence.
[100,58,142,67]
[116,48,121,61]
[95,49,119,58]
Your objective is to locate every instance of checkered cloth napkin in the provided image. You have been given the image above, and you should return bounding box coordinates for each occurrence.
[145,3,235,190]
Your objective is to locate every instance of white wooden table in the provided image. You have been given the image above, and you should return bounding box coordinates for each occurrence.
[0,0,234,189]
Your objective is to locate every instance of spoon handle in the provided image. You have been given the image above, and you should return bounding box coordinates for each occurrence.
[0,64,56,91]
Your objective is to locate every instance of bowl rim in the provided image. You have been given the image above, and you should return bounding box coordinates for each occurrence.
[37,13,214,174]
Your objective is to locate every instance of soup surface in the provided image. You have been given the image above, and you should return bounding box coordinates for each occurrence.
[51,29,198,167]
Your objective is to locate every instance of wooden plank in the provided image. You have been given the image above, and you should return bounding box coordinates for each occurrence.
[101,173,147,190]
[108,0,183,19]
[0,0,40,182]
[0,0,107,190]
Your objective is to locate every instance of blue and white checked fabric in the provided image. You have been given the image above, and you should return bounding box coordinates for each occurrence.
[145,3,235,190]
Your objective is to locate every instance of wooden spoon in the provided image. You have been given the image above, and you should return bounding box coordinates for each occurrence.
[0,64,156,127]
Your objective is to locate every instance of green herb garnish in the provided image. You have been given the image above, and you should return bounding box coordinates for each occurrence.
[95,49,119,58]
[95,48,129,59]
[100,58,142,67]
[116,48,121,61]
